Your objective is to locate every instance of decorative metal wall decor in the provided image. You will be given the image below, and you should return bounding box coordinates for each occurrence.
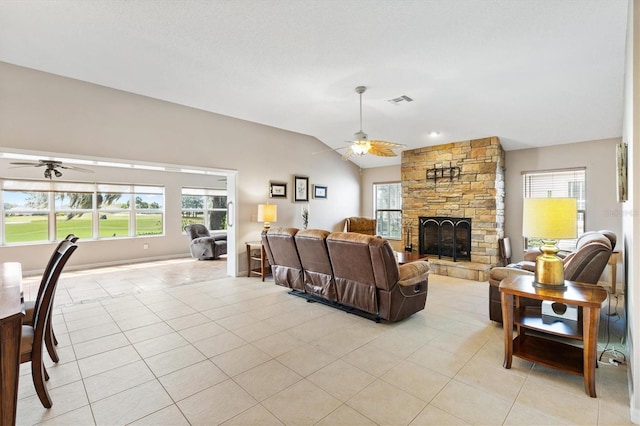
[426,162,461,184]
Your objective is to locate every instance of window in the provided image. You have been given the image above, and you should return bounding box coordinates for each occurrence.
[3,190,49,243]
[374,182,402,239]
[134,186,164,236]
[54,188,94,240]
[522,168,586,251]
[181,188,227,231]
[0,180,164,244]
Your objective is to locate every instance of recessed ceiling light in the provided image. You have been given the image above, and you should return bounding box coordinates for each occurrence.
[429,131,441,137]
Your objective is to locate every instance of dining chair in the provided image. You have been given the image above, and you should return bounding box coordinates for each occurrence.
[21,238,78,408]
[23,234,79,363]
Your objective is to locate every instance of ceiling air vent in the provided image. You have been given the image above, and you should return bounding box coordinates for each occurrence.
[388,95,414,105]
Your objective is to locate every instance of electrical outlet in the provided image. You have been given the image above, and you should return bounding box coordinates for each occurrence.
[143,243,149,250]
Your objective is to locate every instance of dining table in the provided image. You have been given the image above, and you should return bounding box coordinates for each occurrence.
[0,262,23,426]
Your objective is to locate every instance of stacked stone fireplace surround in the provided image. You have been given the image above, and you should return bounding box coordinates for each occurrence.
[401,137,505,281]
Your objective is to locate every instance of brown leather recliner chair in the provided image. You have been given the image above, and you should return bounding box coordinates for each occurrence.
[326,232,429,322]
[295,229,337,301]
[262,228,304,291]
[343,217,377,235]
[488,230,614,323]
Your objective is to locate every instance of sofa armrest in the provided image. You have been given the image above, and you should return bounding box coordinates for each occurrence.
[489,266,533,285]
[523,249,539,262]
[397,260,430,287]
[515,261,536,272]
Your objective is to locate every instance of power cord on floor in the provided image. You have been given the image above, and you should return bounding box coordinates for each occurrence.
[598,290,626,366]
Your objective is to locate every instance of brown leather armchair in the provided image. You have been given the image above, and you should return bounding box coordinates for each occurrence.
[343,217,377,235]
[488,230,614,322]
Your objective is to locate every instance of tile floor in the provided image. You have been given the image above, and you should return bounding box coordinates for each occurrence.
[16,258,631,425]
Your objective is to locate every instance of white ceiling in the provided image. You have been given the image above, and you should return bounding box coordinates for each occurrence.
[0,0,629,168]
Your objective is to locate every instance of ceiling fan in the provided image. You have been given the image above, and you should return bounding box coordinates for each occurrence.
[319,86,406,161]
[9,160,94,179]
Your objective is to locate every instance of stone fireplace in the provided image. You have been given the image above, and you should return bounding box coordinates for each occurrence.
[401,137,505,280]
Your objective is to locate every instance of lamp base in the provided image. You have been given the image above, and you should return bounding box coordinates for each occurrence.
[532,240,566,289]
[532,280,567,290]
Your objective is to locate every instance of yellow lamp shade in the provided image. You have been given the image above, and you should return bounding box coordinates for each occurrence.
[522,197,577,287]
[522,198,577,240]
[257,204,277,227]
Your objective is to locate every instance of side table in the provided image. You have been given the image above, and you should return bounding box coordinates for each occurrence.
[245,241,270,281]
[499,275,607,397]
[395,251,427,265]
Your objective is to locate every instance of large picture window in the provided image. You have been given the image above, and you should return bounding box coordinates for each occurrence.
[522,168,586,251]
[181,188,227,231]
[0,180,164,244]
[374,182,402,239]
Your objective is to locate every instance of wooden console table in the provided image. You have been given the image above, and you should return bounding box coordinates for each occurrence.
[500,275,607,397]
[0,262,23,425]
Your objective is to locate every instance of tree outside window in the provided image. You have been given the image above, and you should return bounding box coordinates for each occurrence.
[181,188,227,231]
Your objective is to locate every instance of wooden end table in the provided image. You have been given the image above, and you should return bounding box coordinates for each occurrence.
[499,275,607,397]
[245,241,270,281]
[395,251,427,265]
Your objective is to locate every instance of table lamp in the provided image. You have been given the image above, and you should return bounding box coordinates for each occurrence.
[257,203,277,230]
[522,197,577,288]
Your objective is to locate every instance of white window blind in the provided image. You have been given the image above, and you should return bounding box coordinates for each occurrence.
[522,168,586,251]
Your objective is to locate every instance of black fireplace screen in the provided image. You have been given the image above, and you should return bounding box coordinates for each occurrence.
[419,217,471,261]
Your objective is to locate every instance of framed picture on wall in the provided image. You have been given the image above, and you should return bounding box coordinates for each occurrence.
[293,175,309,202]
[269,181,287,198]
[313,184,327,199]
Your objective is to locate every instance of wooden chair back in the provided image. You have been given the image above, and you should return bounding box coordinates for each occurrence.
[21,239,78,408]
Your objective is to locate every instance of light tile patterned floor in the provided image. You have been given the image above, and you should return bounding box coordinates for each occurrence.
[16,258,631,425]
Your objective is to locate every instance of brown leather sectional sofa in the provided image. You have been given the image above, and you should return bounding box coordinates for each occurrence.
[262,227,430,322]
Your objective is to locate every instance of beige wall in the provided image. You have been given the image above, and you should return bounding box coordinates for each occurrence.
[625,0,639,423]
[0,62,361,274]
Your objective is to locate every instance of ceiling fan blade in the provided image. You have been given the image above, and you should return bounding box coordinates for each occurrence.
[341,147,355,161]
[9,161,45,167]
[312,144,351,155]
[368,140,407,149]
[368,145,398,157]
[58,164,94,173]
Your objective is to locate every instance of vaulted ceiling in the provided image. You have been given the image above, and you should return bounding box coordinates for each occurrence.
[0,0,629,168]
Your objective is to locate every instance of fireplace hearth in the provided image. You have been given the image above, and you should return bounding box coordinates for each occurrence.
[419,217,472,262]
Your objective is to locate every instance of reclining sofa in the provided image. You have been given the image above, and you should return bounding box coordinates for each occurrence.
[488,230,614,323]
[262,227,430,322]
